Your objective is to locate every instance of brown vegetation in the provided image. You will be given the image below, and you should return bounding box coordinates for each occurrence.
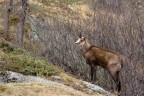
[0,83,103,96]
[0,0,143,96]
[32,0,143,96]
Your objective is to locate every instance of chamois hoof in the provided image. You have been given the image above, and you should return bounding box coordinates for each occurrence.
[91,80,99,85]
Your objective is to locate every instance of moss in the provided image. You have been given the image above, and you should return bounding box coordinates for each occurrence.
[0,40,15,53]
[20,59,60,76]
[0,40,61,77]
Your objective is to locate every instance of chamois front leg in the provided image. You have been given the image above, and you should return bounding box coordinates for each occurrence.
[90,64,97,84]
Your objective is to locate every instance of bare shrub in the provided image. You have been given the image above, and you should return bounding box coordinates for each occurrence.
[91,0,144,95]
[29,0,144,95]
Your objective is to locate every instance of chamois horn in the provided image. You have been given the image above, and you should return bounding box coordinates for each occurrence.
[79,32,82,38]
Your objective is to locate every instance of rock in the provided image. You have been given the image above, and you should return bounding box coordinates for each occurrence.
[82,81,111,95]
[0,71,113,96]
[0,72,97,96]
[0,71,49,83]
[51,76,62,81]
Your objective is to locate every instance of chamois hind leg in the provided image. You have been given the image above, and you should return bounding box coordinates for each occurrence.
[108,66,121,93]
[113,71,121,92]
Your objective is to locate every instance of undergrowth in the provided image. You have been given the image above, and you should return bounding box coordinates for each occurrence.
[0,39,61,77]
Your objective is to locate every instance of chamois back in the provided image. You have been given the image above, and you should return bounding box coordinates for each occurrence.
[84,46,122,69]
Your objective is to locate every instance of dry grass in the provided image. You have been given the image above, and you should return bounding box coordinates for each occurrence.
[58,73,85,90]
[0,83,103,96]
[29,0,93,21]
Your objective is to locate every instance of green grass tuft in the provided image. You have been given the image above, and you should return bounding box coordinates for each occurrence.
[0,40,61,77]
[0,41,15,52]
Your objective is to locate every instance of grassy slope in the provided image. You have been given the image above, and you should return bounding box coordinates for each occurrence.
[0,39,106,96]
[0,1,108,96]
[28,0,92,22]
[0,83,103,96]
[0,39,61,76]
[0,0,92,77]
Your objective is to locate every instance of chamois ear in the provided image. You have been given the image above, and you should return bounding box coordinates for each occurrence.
[83,37,86,40]
[82,37,86,41]
[79,33,82,38]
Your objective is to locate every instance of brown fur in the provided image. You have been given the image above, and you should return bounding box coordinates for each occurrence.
[76,36,123,93]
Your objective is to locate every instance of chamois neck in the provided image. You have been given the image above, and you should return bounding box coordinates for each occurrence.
[84,40,92,50]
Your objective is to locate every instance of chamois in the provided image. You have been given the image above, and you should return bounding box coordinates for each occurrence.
[75,33,123,92]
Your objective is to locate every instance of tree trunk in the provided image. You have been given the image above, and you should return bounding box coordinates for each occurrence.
[18,12,26,47]
[17,0,28,47]
[3,0,13,40]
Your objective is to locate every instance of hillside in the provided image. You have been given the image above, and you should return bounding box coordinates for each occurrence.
[0,0,143,96]
[0,0,114,93]
[0,83,100,96]
[0,39,113,96]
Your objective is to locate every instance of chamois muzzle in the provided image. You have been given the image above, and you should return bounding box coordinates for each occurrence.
[75,38,81,44]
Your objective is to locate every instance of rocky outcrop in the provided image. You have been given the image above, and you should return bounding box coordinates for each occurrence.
[0,71,113,96]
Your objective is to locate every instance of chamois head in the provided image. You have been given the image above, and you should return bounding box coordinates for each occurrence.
[75,33,86,45]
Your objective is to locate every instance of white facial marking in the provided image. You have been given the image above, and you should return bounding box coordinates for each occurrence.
[75,37,85,45]
[75,38,81,44]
